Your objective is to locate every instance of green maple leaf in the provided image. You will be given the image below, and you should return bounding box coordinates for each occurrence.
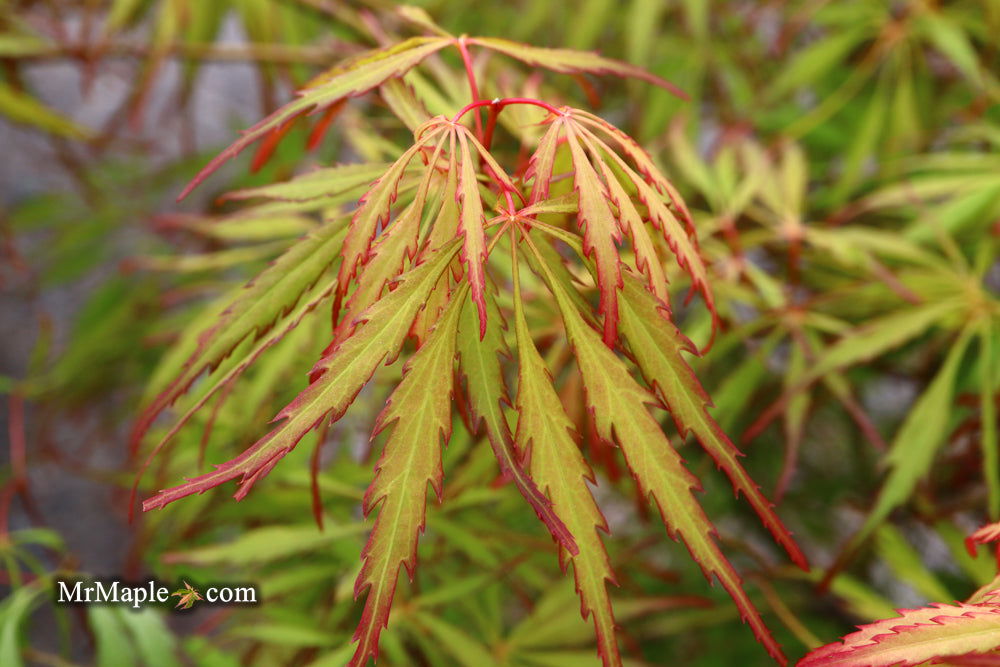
[136,32,806,667]
[170,582,203,610]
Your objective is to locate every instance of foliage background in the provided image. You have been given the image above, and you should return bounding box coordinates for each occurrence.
[1,0,998,665]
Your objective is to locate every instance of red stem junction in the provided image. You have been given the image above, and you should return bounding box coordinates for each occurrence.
[451,97,565,126]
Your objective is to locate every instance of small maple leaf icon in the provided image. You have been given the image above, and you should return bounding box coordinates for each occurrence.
[170,581,203,610]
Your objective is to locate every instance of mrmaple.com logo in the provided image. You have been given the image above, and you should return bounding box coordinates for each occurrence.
[55,578,257,610]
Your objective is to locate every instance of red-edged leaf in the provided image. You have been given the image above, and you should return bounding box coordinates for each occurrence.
[131,274,340,517]
[532,242,786,665]
[178,36,451,200]
[457,282,578,557]
[618,272,807,570]
[426,131,461,254]
[576,121,714,326]
[526,116,562,203]
[129,219,348,457]
[563,119,622,346]
[470,37,688,100]
[574,110,695,233]
[335,135,449,345]
[142,241,461,511]
[578,129,670,306]
[800,600,1000,666]
[410,133,461,343]
[455,127,489,337]
[512,262,620,666]
[337,126,446,297]
[335,198,423,344]
[349,289,463,667]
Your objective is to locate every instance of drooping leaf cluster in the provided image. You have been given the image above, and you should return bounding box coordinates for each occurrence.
[4,2,1000,666]
[130,24,807,667]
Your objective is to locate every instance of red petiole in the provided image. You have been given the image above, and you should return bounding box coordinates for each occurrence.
[452,97,564,126]
[454,36,484,139]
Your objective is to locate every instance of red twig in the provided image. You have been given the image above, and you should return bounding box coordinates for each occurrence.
[455,36,483,140]
[451,97,564,125]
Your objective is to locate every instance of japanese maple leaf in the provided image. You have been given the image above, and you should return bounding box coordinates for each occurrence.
[171,582,203,610]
